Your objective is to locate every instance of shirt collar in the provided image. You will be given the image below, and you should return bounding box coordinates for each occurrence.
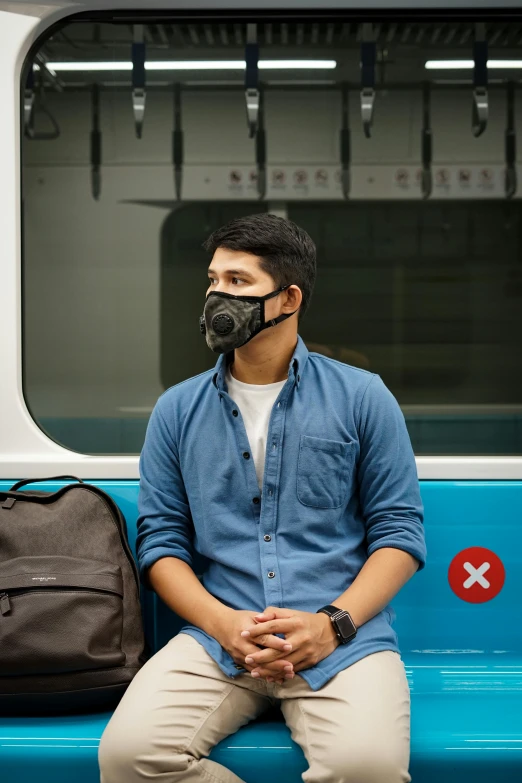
[212,334,309,393]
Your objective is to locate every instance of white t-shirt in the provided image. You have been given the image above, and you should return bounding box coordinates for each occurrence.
[225,363,287,493]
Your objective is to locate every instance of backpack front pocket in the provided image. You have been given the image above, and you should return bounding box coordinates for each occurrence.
[0,555,125,676]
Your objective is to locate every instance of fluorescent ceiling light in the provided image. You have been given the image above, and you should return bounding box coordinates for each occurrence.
[426,59,522,70]
[260,60,336,70]
[41,59,336,72]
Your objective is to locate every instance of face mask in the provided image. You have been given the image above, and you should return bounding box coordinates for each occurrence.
[199,284,299,353]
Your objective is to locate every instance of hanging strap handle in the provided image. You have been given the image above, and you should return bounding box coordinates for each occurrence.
[505,80,517,199]
[132,24,146,138]
[245,23,260,138]
[90,83,102,200]
[472,23,488,137]
[24,65,35,135]
[340,82,351,199]
[25,72,60,141]
[421,81,433,199]
[172,83,183,200]
[10,475,84,492]
[360,24,376,139]
[256,85,266,199]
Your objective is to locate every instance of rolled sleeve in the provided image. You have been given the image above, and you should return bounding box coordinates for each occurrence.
[136,399,195,590]
[356,375,427,570]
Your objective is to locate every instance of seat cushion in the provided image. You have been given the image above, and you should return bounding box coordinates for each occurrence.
[2,659,522,783]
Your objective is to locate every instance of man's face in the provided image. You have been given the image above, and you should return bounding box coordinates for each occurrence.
[206,247,283,322]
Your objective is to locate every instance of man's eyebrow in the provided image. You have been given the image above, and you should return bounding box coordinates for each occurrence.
[207,268,255,279]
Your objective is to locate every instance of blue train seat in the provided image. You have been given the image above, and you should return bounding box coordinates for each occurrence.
[1,480,521,783]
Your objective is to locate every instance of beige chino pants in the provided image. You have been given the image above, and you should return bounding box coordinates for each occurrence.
[98,632,411,783]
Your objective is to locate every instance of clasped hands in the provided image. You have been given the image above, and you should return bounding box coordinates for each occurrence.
[219,605,339,686]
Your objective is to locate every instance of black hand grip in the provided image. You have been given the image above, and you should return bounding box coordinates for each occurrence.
[10,475,84,491]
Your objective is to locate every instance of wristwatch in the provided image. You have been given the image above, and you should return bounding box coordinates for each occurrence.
[316,604,357,644]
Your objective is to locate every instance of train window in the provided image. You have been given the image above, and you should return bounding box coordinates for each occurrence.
[21,16,522,455]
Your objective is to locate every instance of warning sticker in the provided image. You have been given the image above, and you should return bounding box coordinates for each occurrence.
[448,546,505,603]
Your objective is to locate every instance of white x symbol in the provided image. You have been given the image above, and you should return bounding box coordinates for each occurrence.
[463,561,490,589]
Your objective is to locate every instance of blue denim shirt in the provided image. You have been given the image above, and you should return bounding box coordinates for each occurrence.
[136,334,426,690]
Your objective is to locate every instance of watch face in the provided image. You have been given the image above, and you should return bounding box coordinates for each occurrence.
[336,613,356,639]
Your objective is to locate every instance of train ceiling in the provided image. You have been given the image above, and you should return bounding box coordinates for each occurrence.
[35,20,522,88]
[43,21,522,50]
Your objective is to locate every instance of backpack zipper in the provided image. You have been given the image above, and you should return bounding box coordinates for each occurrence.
[0,586,122,616]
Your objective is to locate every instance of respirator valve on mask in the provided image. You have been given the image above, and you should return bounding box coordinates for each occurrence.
[199,313,236,336]
[213,313,235,335]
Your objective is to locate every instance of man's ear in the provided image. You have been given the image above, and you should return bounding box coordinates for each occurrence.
[287,285,302,312]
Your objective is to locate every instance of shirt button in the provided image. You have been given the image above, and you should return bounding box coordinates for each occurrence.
[243,451,250,459]
[268,571,275,578]
[264,534,271,542]
[253,497,260,504]
[232,409,238,417]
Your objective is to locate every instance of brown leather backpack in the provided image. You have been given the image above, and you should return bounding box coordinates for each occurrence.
[0,476,149,715]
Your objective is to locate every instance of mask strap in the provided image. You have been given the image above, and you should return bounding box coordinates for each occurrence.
[262,283,292,301]
[262,308,299,330]
[261,283,296,328]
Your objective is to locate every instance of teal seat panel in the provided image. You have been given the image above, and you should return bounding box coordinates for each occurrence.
[1,479,521,783]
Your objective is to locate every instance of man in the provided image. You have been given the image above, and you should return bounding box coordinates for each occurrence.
[98,213,426,783]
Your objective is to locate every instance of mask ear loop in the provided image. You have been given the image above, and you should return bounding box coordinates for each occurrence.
[261,284,292,300]
[260,284,299,330]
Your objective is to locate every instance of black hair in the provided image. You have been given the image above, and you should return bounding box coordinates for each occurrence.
[202,213,316,324]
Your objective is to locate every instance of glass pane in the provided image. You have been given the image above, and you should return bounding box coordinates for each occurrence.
[289,202,522,455]
[21,16,522,455]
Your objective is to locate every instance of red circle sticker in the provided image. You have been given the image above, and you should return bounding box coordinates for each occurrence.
[448,547,505,603]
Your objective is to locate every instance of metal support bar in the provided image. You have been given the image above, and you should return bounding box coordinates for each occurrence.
[256,85,266,199]
[245,23,259,138]
[360,23,376,139]
[132,24,146,138]
[472,23,488,137]
[421,81,432,199]
[52,81,522,96]
[505,80,517,199]
[90,83,102,200]
[340,83,351,199]
[172,83,183,200]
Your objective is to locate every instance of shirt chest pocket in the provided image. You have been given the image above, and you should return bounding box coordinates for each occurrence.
[296,434,355,509]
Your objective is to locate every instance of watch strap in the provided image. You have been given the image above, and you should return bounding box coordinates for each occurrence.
[317,604,346,621]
